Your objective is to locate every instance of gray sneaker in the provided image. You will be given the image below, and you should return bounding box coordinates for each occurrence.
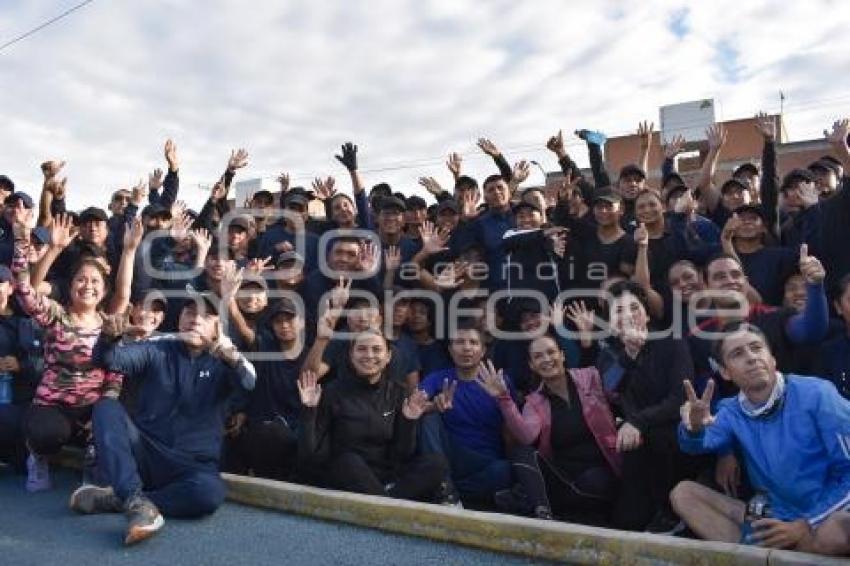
[124,495,164,545]
[69,485,122,514]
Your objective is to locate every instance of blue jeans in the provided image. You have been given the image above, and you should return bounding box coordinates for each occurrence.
[418,413,511,501]
[92,398,225,518]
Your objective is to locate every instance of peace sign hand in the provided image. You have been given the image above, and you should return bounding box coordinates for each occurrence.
[402,389,432,420]
[433,378,458,413]
[681,379,715,433]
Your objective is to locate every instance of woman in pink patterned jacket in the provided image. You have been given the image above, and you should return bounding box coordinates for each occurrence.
[477,334,621,524]
[12,215,142,492]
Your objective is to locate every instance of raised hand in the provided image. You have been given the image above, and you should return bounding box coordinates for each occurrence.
[149,168,164,191]
[40,159,66,180]
[433,262,465,290]
[564,301,595,334]
[477,137,500,157]
[335,142,358,172]
[546,129,566,157]
[459,190,479,220]
[433,378,458,413]
[446,152,462,179]
[402,389,431,420]
[420,221,450,255]
[329,276,352,309]
[246,256,273,275]
[123,217,144,250]
[316,299,342,339]
[672,189,695,215]
[219,263,244,305]
[637,121,655,149]
[384,245,401,272]
[721,213,741,243]
[99,309,132,339]
[298,370,322,407]
[798,243,825,284]
[358,240,379,273]
[476,360,507,397]
[706,123,727,151]
[48,213,77,249]
[277,172,291,194]
[633,222,649,247]
[190,228,212,257]
[312,176,337,201]
[418,176,444,197]
[170,210,191,241]
[131,178,148,206]
[164,139,179,172]
[662,134,686,159]
[227,148,249,171]
[511,160,531,185]
[681,379,715,433]
[754,112,776,141]
[43,176,68,201]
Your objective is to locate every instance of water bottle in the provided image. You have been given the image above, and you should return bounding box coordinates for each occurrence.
[0,372,12,405]
[740,491,771,544]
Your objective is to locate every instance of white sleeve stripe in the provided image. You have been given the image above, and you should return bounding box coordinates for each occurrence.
[808,490,850,527]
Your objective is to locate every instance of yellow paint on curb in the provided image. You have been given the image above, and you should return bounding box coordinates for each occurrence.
[225,473,846,565]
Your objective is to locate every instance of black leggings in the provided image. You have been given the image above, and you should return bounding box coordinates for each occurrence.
[23,404,92,456]
[510,445,617,525]
[324,451,447,502]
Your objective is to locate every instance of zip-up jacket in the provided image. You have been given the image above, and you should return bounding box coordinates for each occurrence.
[96,335,256,466]
[679,375,850,527]
[299,373,417,474]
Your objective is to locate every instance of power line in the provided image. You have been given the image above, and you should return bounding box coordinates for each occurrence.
[0,0,96,54]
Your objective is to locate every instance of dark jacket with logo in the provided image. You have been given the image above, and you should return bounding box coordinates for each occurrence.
[300,372,417,474]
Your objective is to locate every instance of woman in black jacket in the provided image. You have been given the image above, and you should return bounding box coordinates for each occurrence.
[298,330,447,502]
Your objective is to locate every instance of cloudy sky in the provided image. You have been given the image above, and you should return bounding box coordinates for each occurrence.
[1,0,849,211]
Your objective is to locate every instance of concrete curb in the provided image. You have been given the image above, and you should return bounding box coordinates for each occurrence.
[223,473,840,565]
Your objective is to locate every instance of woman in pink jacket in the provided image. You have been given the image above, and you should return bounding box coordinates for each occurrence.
[478,334,621,524]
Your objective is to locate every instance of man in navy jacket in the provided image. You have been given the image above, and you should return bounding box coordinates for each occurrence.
[70,292,256,546]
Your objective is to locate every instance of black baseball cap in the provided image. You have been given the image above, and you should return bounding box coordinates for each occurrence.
[275,250,305,267]
[31,226,51,246]
[664,184,691,204]
[183,284,219,315]
[378,195,406,213]
[512,199,543,214]
[79,207,108,223]
[283,193,309,209]
[131,288,168,312]
[780,168,815,190]
[720,178,749,194]
[228,215,253,231]
[141,203,172,219]
[436,199,460,214]
[406,195,428,210]
[732,163,760,178]
[619,164,646,181]
[734,204,767,222]
[661,172,685,187]
[269,297,300,318]
[593,188,623,205]
[240,274,268,291]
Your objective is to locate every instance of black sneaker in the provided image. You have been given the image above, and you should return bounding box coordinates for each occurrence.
[494,484,532,516]
[124,495,164,545]
[533,505,554,520]
[436,480,463,509]
[645,510,685,536]
[69,485,123,514]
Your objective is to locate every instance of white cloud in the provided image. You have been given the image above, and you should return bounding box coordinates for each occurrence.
[0,0,848,211]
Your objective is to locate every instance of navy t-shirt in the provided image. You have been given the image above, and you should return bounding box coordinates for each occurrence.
[738,246,798,306]
[420,368,516,460]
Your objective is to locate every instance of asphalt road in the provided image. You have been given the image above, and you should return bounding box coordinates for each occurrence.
[0,466,552,566]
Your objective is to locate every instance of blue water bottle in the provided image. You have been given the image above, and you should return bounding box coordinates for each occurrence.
[740,491,771,544]
[0,372,12,405]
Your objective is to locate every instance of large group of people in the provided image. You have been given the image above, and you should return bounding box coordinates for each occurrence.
[0,114,849,557]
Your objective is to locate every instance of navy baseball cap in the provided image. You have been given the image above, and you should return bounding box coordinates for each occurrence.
[5,192,34,209]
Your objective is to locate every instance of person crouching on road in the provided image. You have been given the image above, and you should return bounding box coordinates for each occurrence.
[69,291,256,546]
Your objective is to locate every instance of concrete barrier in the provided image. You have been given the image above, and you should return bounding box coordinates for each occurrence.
[223,473,844,565]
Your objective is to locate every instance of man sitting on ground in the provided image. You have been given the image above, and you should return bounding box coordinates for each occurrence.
[671,322,850,557]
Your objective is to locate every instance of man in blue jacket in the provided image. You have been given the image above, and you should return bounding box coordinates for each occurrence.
[68,291,256,546]
[671,322,850,557]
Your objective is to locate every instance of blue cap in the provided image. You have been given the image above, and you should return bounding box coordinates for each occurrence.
[31,226,51,246]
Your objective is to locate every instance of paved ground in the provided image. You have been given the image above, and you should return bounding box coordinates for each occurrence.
[0,467,553,566]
